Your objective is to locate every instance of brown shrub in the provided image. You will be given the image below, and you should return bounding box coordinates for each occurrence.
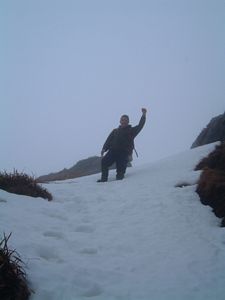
[0,170,52,201]
[196,169,225,217]
[0,233,32,300]
[195,142,225,171]
[195,142,225,226]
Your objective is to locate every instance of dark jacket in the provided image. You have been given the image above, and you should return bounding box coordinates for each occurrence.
[102,115,146,155]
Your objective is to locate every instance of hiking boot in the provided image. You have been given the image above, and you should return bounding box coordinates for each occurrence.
[116,174,124,180]
[97,179,107,182]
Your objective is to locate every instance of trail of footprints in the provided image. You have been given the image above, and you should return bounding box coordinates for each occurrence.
[41,213,98,258]
[39,203,102,298]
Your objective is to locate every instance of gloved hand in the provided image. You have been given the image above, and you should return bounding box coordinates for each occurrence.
[142,108,147,115]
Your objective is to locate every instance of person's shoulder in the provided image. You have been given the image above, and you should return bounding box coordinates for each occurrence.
[111,128,118,134]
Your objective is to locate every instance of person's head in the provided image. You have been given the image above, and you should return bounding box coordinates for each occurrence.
[120,114,129,127]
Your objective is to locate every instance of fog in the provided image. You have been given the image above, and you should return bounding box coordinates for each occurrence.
[1,0,224,176]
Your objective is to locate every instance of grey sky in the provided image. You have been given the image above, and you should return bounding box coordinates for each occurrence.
[1,0,224,176]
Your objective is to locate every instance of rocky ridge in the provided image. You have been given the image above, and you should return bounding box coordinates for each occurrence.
[191,112,225,148]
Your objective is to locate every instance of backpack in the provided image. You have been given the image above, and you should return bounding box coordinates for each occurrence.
[127,146,138,162]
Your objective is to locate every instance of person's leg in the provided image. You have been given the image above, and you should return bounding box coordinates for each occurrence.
[116,152,128,180]
[98,151,115,182]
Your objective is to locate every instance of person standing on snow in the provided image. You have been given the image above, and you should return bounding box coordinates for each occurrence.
[97,108,147,182]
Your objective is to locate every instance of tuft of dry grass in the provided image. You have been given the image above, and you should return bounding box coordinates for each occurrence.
[195,142,225,227]
[0,233,32,300]
[196,169,225,218]
[195,142,225,171]
[0,170,52,201]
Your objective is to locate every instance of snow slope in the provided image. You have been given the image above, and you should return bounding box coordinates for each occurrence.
[1,143,225,300]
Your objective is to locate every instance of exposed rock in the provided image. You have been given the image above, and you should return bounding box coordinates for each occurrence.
[36,156,131,183]
[191,112,225,148]
[37,156,102,183]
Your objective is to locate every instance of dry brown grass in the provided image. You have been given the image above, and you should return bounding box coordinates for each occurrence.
[195,142,225,226]
[0,233,32,300]
[0,170,52,201]
[195,142,225,171]
[196,169,225,217]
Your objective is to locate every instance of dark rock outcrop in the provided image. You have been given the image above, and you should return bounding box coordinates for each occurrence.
[37,156,102,183]
[36,156,132,183]
[191,112,225,148]
[195,142,225,227]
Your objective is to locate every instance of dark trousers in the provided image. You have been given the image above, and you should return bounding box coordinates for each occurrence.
[101,150,128,181]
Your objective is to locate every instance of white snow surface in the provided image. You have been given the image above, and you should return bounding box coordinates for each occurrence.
[1,143,225,300]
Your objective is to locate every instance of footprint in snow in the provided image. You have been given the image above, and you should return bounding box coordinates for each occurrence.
[79,248,98,255]
[81,283,102,297]
[43,211,68,222]
[37,245,64,263]
[43,231,65,240]
[71,277,103,298]
[75,225,95,233]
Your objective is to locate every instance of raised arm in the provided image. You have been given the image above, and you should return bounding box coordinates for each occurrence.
[132,108,147,138]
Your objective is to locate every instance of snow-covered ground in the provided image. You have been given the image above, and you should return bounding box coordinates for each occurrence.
[1,143,225,300]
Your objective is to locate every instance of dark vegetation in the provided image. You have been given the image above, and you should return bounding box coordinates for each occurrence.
[0,233,31,300]
[195,142,225,227]
[0,170,52,201]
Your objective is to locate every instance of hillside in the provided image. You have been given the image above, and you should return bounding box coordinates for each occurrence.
[191,112,225,148]
[36,156,102,182]
[36,156,132,183]
[1,143,225,300]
